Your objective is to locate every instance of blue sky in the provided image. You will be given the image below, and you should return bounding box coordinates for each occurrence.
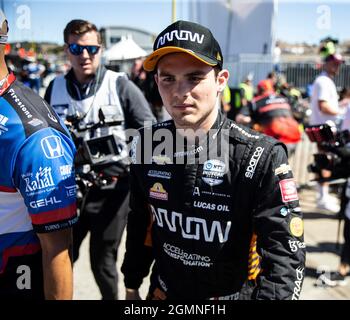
[275,1,350,44]
[3,0,350,45]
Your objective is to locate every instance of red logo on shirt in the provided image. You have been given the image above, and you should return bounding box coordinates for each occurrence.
[279,178,298,202]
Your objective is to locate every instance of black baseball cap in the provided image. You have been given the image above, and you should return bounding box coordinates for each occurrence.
[143,20,223,72]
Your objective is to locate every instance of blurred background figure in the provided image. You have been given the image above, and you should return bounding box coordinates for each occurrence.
[309,53,344,212]
[129,57,168,122]
[236,76,302,156]
[22,57,45,93]
[239,72,254,106]
[226,73,254,122]
[273,41,281,73]
[221,83,231,114]
[130,57,147,87]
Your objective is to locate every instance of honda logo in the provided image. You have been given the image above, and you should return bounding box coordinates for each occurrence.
[41,136,64,159]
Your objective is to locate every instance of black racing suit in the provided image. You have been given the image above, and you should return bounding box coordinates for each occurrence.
[121,112,306,300]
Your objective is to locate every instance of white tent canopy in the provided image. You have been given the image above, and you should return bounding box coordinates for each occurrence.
[102,37,147,62]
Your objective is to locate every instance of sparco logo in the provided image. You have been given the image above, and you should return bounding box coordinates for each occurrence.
[245,147,264,179]
[150,205,231,243]
[157,30,204,48]
[292,266,304,300]
[8,89,33,119]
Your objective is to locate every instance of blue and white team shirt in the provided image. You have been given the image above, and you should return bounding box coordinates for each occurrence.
[0,73,77,274]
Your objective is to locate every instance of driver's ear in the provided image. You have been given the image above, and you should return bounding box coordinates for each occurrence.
[217,69,230,92]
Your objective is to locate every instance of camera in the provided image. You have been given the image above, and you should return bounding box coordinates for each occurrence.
[67,106,129,201]
[68,106,127,167]
[305,122,350,181]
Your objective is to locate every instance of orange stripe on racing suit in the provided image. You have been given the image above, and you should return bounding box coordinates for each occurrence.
[247,233,261,281]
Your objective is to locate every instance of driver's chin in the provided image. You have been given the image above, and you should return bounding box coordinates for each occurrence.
[173,114,198,127]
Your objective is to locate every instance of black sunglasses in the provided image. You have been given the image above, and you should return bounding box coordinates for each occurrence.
[67,43,100,56]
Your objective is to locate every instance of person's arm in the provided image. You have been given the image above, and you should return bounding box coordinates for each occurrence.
[117,76,156,129]
[235,102,252,125]
[121,136,154,299]
[317,78,339,115]
[37,229,73,300]
[235,113,251,125]
[252,144,306,300]
[13,128,78,300]
[318,100,339,115]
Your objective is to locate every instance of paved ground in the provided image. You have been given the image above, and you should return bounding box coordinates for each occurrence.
[298,187,350,299]
[73,230,150,300]
[73,186,350,300]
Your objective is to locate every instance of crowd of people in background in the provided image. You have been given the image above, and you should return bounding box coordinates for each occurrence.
[5,45,349,142]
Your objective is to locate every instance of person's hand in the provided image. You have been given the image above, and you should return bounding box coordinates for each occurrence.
[125,288,141,300]
[235,114,251,125]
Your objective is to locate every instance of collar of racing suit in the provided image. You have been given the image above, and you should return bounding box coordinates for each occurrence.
[0,72,15,96]
[171,110,226,156]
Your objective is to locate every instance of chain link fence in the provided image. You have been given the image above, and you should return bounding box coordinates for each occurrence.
[225,54,350,92]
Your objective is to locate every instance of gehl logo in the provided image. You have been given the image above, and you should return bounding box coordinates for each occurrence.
[157,30,204,48]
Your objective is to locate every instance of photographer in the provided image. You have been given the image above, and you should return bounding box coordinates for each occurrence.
[44,19,155,300]
[306,122,350,286]
[320,181,350,287]
[310,53,344,212]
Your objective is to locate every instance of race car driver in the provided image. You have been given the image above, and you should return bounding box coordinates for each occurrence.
[121,20,306,300]
[0,11,77,299]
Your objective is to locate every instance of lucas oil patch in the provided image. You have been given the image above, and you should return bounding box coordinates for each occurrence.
[289,217,304,237]
[279,178,299,202]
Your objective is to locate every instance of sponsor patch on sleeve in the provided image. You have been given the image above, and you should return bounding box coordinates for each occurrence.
[275,163,292,176]
[279,178,299,202]
[289,217,304,237]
